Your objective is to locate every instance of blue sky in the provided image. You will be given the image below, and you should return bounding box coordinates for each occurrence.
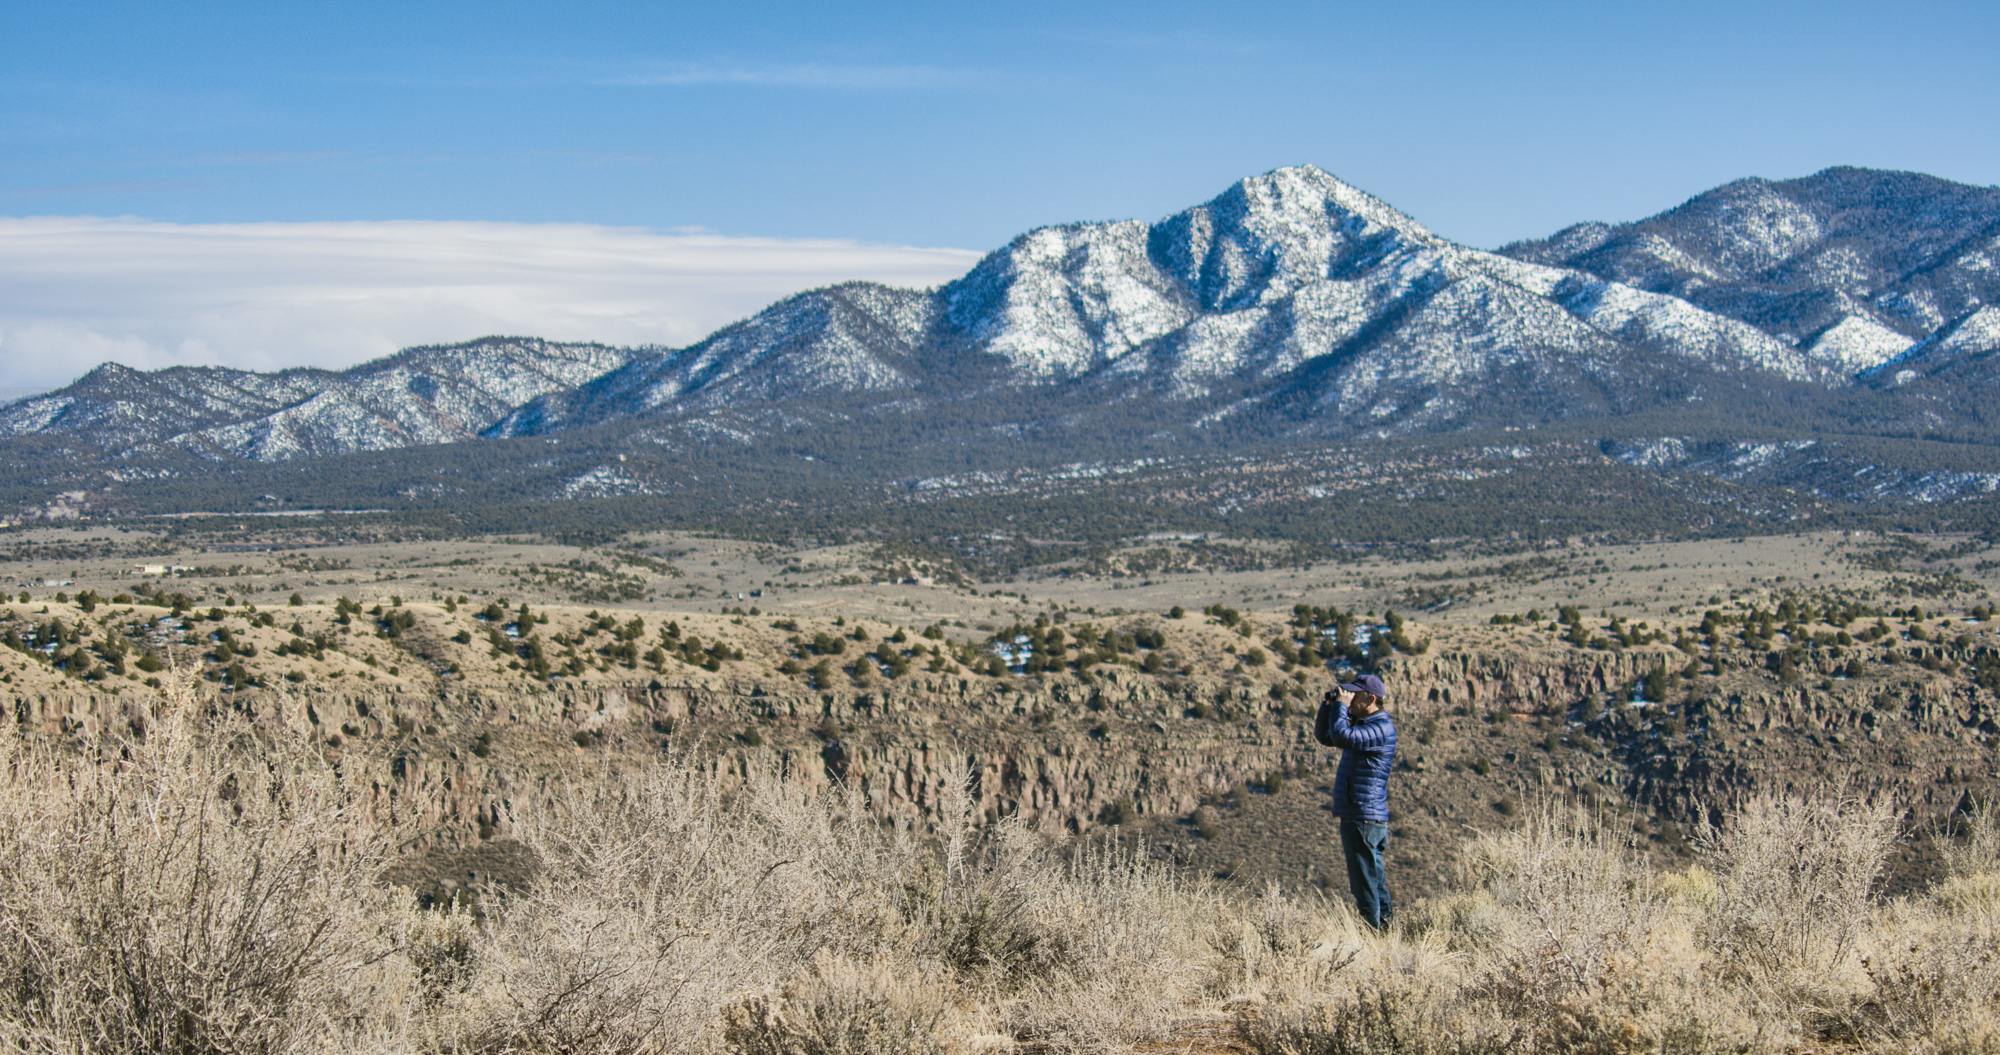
[2,0,1996,390]
[11,0,1999,246]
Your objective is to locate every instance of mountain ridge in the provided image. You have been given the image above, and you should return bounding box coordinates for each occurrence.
[0,336,644,460]
[5,165,1998,509]
[491,164,1835,446]
[1499,165,2000,372]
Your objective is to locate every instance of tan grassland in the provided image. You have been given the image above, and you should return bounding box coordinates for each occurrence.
[1,670,1996,1054]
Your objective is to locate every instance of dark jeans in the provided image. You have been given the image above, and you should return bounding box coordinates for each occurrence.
[1339,818,1393,929]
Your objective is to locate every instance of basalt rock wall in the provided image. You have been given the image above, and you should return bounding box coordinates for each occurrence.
[9,639,1997,848]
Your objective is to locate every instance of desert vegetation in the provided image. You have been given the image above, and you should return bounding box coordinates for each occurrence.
[1,674,1996,1054]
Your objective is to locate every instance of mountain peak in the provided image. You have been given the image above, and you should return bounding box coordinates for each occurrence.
[1787,164,1987,196]
[1240,164,1432,232]
[1138,164,1443,317]
[78,362,139,384]
[1218,164,1437,244]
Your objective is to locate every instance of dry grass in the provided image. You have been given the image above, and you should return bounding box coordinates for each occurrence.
[1,684,1995,1053]
[1234,796,1995,1055]
[1939,796,2000,884]
[0,669,419,1053]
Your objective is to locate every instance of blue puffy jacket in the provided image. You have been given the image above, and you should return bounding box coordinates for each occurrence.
[1314,699,1397,822]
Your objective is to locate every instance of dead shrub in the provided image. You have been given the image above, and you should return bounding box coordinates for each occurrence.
[1448,803,1767,1054]
[1939,796,2000,883]
[446,758,918,1052]
[1234,942,1465,1055]
[720,951,956,1055]
[898,779,1082,990]
[1696,793,1896,1025]
[908,777,1217,1052]
[1842,900,2000,1054]
[0,707,413,1054]
[1456,803,1656,1013]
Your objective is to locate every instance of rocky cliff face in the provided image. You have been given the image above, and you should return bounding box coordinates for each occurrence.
[15,623,1995,890]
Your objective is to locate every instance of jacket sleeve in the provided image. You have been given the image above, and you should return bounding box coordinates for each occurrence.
[1321,704,1392,752]
[1313,697,1338,746]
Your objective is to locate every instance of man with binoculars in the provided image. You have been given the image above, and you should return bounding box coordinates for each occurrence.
[1314,673,1398,930]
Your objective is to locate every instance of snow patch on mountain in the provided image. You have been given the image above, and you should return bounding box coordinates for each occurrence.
[1807,315,1912,374]
[564,464,651,498]
[1604,436,1693,468]
[947,222,1188,378]
[1934,305,2000,355]
[1546,275,1820,380]
[1862,305,2000,383]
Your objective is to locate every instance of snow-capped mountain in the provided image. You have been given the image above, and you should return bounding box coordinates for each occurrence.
[487,284,941,438]
[8,164,2000,476]
[0,362,331,454]
[1501,167,2000,375]
[495,165,1823,441]
[0,338,641,460]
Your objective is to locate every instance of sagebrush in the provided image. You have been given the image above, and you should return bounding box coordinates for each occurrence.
[0,691,1993,1054]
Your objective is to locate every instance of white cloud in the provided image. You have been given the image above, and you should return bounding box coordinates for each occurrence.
[0,217,982,391]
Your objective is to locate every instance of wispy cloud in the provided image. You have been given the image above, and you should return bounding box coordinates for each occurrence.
[595,62,983,90]
[1040,28,1270,57]
[0,218,982,391]
[318,57,992,92]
